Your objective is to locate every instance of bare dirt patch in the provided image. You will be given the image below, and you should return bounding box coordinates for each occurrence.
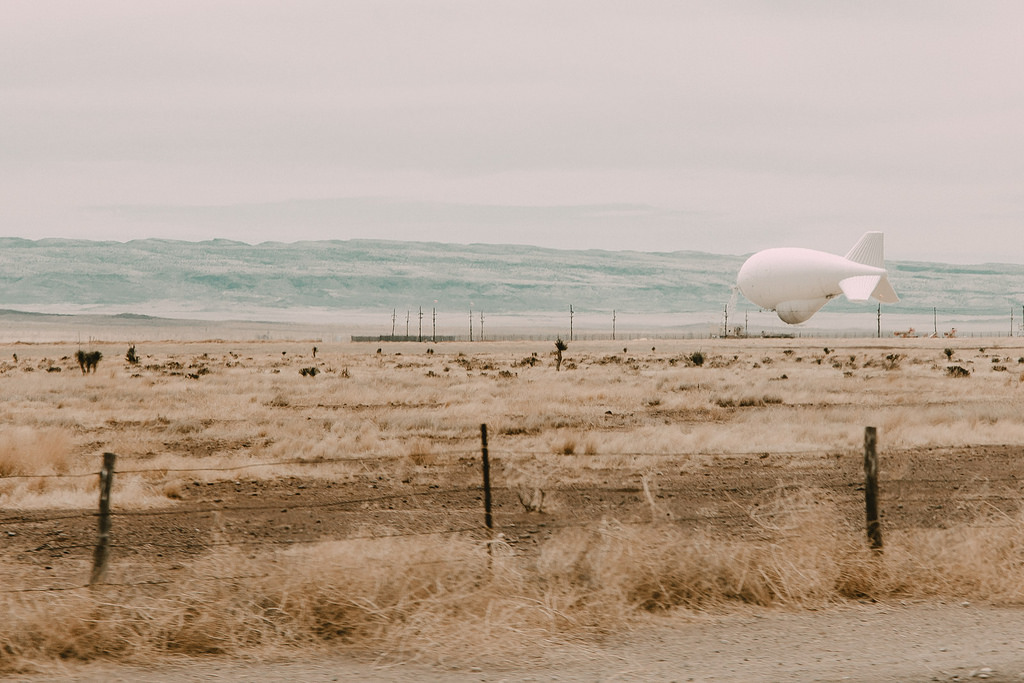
[5,444,1024,573]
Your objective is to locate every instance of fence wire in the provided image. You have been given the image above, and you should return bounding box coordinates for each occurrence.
[2,443,1021,482]
[3,441,1024,596]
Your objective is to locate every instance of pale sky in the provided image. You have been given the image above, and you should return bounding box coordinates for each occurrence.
[2,1,1023,263]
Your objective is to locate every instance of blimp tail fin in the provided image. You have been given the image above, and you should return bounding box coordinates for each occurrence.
[839,274,900,304]
[839,275,882,303]
[845,231,885,268]
[871,274,899,303]
[843,232,899,303]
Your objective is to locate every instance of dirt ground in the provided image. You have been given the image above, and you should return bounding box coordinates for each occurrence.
[5,445,1024,681]
[5,444,1024,574]
[3,334,1024,679]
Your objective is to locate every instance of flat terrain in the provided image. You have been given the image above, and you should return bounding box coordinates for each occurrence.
[5,443,1024,574]
[2,334,1024,678]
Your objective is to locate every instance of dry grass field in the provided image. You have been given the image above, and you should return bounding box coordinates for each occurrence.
[2,334,1024,675]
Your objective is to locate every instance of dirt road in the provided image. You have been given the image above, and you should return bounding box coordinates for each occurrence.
[13,602,1023,682]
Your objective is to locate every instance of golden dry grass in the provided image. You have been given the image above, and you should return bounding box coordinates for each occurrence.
[1,335,1024,670]
[5,491,1024,671]
[2,338,1022,499]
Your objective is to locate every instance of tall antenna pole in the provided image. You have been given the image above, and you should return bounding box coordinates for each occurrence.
[612,310,616,341]
[406,310,410,338]
[392,309,396,337]
[432,307,436,342]
[479,312,484,341]
[469,309,473,342]
[569,305,574,341]
[418,307,423,342]
[933,307,937,337]
[723,304,728,338]
[877,304,881,338]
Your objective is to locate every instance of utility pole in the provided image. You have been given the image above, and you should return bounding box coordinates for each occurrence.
[612,310,616,341]
[432,307,436,343]
[479,312,484,341]
[418,307,423,342]
[569,305,574,341]
[406,310,410,338]
[723,304,728,338]
[391,309,396,337]
[933,307,937,337]
[877,304,881,338]
[469,309,473,342]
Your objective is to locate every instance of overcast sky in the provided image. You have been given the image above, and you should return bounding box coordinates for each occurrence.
[2,1,1023,263]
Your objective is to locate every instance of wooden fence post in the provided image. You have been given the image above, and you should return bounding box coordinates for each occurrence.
[89,452,116,585]
[480,424,493,534]
[864,427,882,551]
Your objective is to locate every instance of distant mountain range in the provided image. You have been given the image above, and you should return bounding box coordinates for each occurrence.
[0,238,1021,325]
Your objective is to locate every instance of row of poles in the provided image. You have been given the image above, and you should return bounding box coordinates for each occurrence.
[393,304,1024,344]
[390,307,573,342]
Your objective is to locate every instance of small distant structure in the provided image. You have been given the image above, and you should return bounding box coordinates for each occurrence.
[943,328,957,338]
[893,327,917,338]
[351,335,455,342]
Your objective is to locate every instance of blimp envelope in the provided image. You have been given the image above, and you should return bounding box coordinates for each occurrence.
[737,232,898,324]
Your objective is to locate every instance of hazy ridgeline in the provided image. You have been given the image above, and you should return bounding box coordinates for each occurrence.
[1,336,1024,670]
[0,238,1021,337]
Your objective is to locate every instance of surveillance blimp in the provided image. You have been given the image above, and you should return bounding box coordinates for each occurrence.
[737,231,898,324]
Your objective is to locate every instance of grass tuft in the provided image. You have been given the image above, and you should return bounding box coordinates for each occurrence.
[0,427,73,477]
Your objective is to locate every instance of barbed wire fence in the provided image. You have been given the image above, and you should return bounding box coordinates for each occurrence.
[2,425,1022,596]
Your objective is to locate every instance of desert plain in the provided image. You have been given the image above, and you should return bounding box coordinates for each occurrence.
[2,330,1024,681]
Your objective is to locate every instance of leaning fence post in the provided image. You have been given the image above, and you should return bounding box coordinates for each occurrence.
[89,452,116,585]
[864,427,882,551]
[480,424,493,534]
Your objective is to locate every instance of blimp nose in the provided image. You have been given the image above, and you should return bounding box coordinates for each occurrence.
[735,255,761,301]
[736,259,752,294]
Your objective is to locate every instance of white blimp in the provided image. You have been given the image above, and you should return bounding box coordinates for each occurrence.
[737,231,899,324]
